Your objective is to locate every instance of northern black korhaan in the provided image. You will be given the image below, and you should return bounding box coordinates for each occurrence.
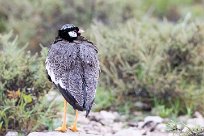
[45,24,100,132]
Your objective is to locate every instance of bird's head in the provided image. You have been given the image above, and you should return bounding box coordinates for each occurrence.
[58,24,84,42]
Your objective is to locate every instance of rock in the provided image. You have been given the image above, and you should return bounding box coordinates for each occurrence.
[113,128,174,136]
[176,124,184,131]
[116,115,127,122]
[113,128,143,136]
[155,123,167,132]
[133,111,143,116]
[127,121,138,127]
[100,111,119,120]
[187,118,204,127]
[141,116,163,131]
[82,121,103,134]
[28,131,98,136]
[78,113,90,124]
[105,134,113,136]
[85,130,100,135]
[134,102,151,111]
[138,121,145,129]
[5,131,18,136]
[146,132,175,136]
[182,125,204,134]
[194,111,203,119]
[88,111,120,126]
[178,115,190,123]
[88,112,101,122]
[144,116,163,124]
[112,122,124,133]
[31,111,175,136]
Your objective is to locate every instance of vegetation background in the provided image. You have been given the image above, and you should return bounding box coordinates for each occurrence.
[0,0,204,135]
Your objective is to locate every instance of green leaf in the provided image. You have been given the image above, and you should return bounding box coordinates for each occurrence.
[22,94,32,103]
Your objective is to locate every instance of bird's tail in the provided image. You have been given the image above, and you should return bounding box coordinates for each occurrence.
[85,99,94,117]
[85,109,91,117]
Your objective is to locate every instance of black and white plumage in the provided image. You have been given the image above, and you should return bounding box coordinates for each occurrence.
[46,24,99,116]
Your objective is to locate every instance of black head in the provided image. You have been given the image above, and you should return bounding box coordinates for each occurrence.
[58,24,84,42]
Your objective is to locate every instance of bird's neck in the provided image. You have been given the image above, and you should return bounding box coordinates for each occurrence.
[53,36,88,44]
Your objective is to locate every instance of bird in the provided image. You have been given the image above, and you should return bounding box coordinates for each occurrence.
[45,24,100,132]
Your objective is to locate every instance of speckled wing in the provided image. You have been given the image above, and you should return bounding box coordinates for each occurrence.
[79,41,100,116]
[46,41,84,110]
[45,40,99,115]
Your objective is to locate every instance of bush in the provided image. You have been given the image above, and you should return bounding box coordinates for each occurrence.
[1,0,204,121]
[89,17,204,116]
[1,0,204,53]
[0,32,56,135]
[0,0,141,51]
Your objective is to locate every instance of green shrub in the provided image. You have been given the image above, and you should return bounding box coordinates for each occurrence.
[0,0,204,120]
[1,0,203,53]
[0,0,142,50]
[94,87,114,111]
[0,32,56,135]
[167,120,204,136]
[89,17,204,116]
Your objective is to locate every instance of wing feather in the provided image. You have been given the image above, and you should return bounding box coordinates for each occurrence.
[46,41,84,110]
[79,42,100,115]
[45,40,99,114]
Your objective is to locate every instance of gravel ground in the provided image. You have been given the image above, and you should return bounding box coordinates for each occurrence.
[6,110,204,136]
[7,91,204,136]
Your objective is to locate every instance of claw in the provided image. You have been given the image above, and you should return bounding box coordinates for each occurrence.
[69,125,78,132]
[55,125,67,132]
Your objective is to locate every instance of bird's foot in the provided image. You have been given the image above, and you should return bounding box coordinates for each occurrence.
[69,124,78,132]
[55,125,67,132]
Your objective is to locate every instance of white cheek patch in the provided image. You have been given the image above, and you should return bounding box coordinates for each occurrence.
[68,31,77,38]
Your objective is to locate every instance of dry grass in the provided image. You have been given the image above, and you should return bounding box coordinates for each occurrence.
[0,32,57,135]
[90,17,204,115]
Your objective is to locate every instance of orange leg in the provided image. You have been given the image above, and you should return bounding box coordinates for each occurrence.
[55,99,67,132]
[69,110,78,132]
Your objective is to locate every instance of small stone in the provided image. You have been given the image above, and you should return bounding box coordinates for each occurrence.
[187,118,204,127]
[194,111,203,119]
[138,121,145,129]
[155,123,167,132]
[117,115,127,122]
[100,111,119,121]
[182,124,194,132]
[144,116,163,124]
[112,122,124,133]
[5,131,18,136]
[105,134,113,136]
[146,132,175,136]
[177,124,184,130]
[86,130,100,135]
[133,111,143,116]
[100,119,114,126]
[78,115,90,124]
[28,131,98,136]
[134,102,151,111]
[114,128,143,136]
[178,115,190,123]
[127,121,138,127]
